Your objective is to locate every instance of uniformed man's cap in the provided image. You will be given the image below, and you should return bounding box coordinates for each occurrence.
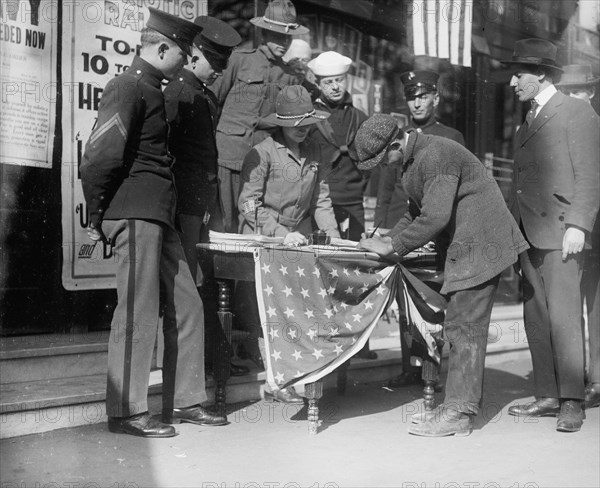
[307,51,352,77]
[146,7,201,56]
[193,16,241,70]
[400,70,439,98]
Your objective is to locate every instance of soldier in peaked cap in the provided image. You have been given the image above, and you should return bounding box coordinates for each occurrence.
[80,7,228,438]
[164,17,248,383]
[502,39,600,433]
[211,0,308,234]
[375,70,465,381]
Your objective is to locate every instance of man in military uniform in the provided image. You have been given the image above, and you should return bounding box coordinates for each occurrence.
[211,0,307,233]
[379,70,465,389]
[163,16,248,380]
[80,8,227,438]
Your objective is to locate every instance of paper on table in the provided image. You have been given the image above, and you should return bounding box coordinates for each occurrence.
[209,230,284,245]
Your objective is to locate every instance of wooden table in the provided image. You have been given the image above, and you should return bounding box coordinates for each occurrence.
[198,242,441,434]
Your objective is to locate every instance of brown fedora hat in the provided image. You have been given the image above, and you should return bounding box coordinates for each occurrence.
[556,64,599,87]
[501,38,563,72]
[250,0,308,35]
[262,85,329,127]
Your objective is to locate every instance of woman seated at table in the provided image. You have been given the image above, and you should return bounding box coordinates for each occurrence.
[235,85,340,403]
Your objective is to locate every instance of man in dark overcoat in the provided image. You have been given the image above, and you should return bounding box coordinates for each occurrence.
[356,115,529,437]
[503,39,600,432]
[80,8,227,437]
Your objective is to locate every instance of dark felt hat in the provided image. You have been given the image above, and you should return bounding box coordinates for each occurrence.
[501,38,563,72]
[262,85,329,127]
[250,0,308,35]
[193,16,241,70]
[400,70,439,98]
[147,7,201,56]
[355,114,401,171]
[556,64,599,87]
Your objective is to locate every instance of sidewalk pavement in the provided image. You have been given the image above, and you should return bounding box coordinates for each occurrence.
[1,350,599,488]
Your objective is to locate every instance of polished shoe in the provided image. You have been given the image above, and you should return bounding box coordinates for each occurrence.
[108,412,176,438]
[163,404,229,426]
[408,407,472,437]
[508,397,560,417]
[556,400,585,433]
[230,362,251,377]
[264,387,305,404]
[584,383,600,409]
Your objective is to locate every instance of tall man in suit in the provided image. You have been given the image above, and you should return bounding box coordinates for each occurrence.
[504,39,600,432]
[81,8,227,437]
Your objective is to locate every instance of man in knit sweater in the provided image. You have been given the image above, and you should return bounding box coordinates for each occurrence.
[355,115,529,437]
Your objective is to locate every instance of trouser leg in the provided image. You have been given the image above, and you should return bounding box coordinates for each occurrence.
[160,226,206,411]
[443,275,499,415]
[106,219,161,418]
[218,166,241,233]
[583,250,600,384]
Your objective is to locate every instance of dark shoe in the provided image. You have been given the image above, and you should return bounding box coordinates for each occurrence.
[508,397,560,417]
[584,383,600,409]
[264,387,305,404]
[408,406,472,437]
[230,362,250,377]
[163,404,229,426]
[108,412,176,438]
[388,372,442,392]
[557,400,585,432]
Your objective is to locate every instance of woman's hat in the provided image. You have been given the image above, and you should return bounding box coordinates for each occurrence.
[262,85,329,127]
[501,38,563,72]
[250,0,309,35]
[556,64,599,87]
[355,114,401,171]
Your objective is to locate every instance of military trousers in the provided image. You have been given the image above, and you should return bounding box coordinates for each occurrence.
[106,219,206,417]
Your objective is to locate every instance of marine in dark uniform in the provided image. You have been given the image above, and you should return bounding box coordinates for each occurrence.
[80,8,226,438]
[163,16,248,379]
[376,71,466,390]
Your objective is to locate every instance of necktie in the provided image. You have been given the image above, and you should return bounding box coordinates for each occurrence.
[525,100,538,127]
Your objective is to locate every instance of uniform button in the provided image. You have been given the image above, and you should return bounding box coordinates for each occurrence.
[136,70,141,74]
[516,190,522,194]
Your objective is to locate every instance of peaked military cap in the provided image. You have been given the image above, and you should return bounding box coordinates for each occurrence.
[400,70,439,98]
[250,0,308,35]
[147,7,201,56]
[193,16,241,70]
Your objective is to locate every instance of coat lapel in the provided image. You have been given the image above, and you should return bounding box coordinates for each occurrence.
[519,91,564,146]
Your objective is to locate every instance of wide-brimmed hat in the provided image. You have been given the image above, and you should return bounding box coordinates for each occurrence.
[501,38,563,73]
[355,114,401,171]
[307,51,352,77]
[193,16,241,70]
[146,7,201,56]
[556,64,599,87]
[262,85,329,127]
[250,0,308,35]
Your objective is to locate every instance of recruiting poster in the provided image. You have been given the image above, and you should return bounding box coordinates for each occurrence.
[61,0,206,290]
[0,0,57,168]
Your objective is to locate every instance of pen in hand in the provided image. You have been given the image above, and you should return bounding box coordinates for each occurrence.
[369,220,383,238]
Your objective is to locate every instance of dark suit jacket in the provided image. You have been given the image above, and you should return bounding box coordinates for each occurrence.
[510,90,599,249]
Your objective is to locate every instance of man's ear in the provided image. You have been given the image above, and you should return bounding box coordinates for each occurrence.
[433,92,440,108]
[589,87,596,100]
[158,42,170,58]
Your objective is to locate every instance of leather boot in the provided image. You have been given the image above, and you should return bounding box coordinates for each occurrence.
[264,386,305,404]
[163,404,229,426]
[584,383,600,409]
[556,400,585,433]
[508,397,560,417]
[108,412,176,438]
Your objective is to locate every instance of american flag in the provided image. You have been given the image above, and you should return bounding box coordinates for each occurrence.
[254,247,398,389]
[412,0,473,67]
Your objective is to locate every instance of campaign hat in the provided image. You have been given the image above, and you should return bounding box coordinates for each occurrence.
[307,51,352,77]
[193,16,241,70]
[556,64,599,87]
[501,38,563,72]
[355,114,401,171]
[262,85,329,127]
[400,70,439,98]
[250,0,308,35]
[147,7,200,56]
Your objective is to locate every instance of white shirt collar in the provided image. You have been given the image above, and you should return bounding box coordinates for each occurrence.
[533,84,557,109]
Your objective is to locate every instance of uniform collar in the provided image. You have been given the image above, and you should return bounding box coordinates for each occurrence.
[176,67,206,91]
[130,56,165,86]
[315,92,353,110]
[411,116,437,130]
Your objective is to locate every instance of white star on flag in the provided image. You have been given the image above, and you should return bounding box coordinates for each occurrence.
[343,267,350,276]
[352,313,362,322]
[312,348,324,360]
[266,306,277,317]
[275,371,285,383]
[334,344,344,355]
[262,263,271,274]
[324,308,334,318]
[329,269,338,278]
[287,328,297,339]
[292,350,303,360]
[345,286,354,295]
[282,286,293,297]
[269,327,279,340]
[279,265,288,276]
[303,308,314,319]
[264,285,273,296]
[300,288,310,298]
[364,300,374,310]
[284,307,295,318]
[296,266,305,277]
[271,349,281,361]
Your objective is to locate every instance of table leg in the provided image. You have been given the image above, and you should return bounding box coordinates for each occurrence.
[214,279,233,415]
[304,381,323,435]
